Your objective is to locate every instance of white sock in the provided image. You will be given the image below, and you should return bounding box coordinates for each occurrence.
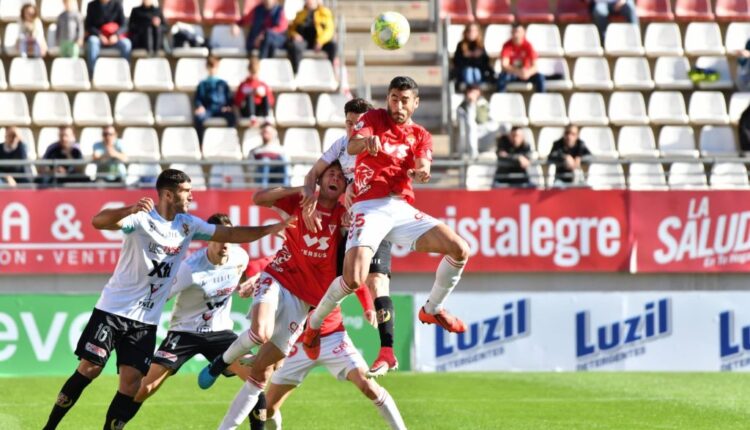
[373,388,407,430]
[266,410,282,430]
[424,256,467,314]
[221,329,263,364]
[309,276,355,329]
[218,377,265,430]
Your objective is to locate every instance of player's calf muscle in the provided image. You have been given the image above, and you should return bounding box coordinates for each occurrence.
[416,225,470,261]
[344,247,373,285]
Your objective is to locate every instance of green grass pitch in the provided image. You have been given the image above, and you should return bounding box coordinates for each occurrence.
[2,372,749,429]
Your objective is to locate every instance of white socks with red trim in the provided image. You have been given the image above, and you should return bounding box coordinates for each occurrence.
[373,388,407,430]
[218,378,265,430]
[308,276,355,329]
[221,329,263,364]
[424,256,467,314]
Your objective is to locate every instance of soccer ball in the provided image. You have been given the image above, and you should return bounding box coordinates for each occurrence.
[371,11,411,50]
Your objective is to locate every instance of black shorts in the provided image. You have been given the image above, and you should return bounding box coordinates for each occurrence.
[369,240,392,277]
[152,330,238,374]
[75,308,157,375]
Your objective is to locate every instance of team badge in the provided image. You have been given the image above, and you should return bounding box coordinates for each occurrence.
[182,223,190,235]
[406,135,416,145]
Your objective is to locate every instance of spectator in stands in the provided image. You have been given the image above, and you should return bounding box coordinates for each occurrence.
[250,122,290,186]
[17,4,47,57]
[497,24,545,93]
[286,0,337,73]
[456,84,490,159]
[548,125,591,184]
[0,127,31,187]
[453,23,492,90]
[587,0,639,42]
[85,0,131,72]
[235,57,275,125]
[40,126,87,185]
[194,56,237,142]
[739,104,750,153]
[92,126,127,183]
[736,39,750,90]
[494,126,531,187]
[128,0,167,55]
[234,0,288,58]
[56,0,84,58]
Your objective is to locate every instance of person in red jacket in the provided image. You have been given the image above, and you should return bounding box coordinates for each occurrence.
[234,57,275,126]
[497,23,545,93]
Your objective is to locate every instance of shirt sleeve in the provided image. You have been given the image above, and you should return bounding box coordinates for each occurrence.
[414,129,433,161]
[500,42,511,60]
[272,194,302,218]
[168,262,195,299]
[190,216,217,241]
[120,212,141,235]
[320,137,345,165]
[352,110,377,138]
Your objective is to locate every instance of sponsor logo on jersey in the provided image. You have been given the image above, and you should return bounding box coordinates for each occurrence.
[154,350,178,362]
[354,165,374,196]
[382,142,409,159]
[148,242,182,256]
[139,283,164,310]
[303,234,330,252]
[182,223,190,236]
[332,340,350,355]
[719,310,750,371]
[85,342,107,358]
[148,260,173,278]
[576,298,671,371]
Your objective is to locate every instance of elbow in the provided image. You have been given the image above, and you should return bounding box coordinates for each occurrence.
[91,216,105,230]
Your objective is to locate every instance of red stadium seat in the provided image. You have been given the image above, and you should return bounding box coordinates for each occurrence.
[675,0,715,21]
[475,0,514,24]
[203,0,239,24]
[163,0,201,23]
[516,0,554,23]
[556,0,591,23]
[440,0,474,24]
[636,0,674,21]
[716,0,750,21]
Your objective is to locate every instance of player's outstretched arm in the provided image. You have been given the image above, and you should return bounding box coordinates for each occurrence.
[91,197,153,230]
[408,158,432,184]
[211,217,295,244]
[301,159,329,208]
[348,135,380,156]
[253,186,304,208]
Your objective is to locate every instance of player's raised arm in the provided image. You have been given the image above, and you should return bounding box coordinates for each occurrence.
[252,186,304,208]
[301,159,329,207]
[91,197,153,230]
[210,218,295,244]
[408,157,432,184]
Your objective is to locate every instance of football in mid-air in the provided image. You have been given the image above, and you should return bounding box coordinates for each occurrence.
[371,11,411,50]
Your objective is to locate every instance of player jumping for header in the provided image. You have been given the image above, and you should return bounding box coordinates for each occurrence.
[300,76,470,361]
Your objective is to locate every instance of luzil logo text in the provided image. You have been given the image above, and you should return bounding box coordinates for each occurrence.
[719,311,750,359]
[436,299,529,358]
[576,298,670,358]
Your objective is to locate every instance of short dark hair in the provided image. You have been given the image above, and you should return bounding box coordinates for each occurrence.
[207,213,232,226]
[319,160,343,183]
[156,169,191,193]
[344,98,373,115]
[206,55,220,68]
[388,76,419,97]
[510,126,522,133]
[511,23,524,31]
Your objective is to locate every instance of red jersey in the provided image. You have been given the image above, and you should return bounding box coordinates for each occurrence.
[234,77,275,109]
[264,194,347,306]
[352,109,432,204]
[500,39,537,69]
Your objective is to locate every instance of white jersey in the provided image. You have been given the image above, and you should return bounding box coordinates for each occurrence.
[320,135,356,182]
[168,246,249,333]
[94,209,216,325]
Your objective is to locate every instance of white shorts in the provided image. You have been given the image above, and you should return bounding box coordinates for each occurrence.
[347,196,441,252]
[247,273,309,356]
[270,330,366,386]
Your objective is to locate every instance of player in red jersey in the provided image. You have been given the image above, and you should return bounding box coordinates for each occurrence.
[197,162,352,429]
[301,76,471,364]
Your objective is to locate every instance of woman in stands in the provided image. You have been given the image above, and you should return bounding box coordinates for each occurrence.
[452,23,492,91]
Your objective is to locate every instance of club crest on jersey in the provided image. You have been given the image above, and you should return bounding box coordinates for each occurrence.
[182,223,190,235]
[406,135,416,144]
[354,164,374,196]
[328,224,337,234]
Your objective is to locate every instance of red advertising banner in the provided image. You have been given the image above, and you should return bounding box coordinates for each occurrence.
[631,191,750,273]
[0,189,631,275]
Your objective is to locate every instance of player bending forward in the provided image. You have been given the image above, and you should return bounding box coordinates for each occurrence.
[41,169,289,430]
[197,162,359,430]
[130,213,267,429]
[301,76,471,360]
[301,97,399,377]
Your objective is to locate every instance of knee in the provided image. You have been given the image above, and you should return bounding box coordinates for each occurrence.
[449,237,470,262]
[77,361,103,379]
[367,273,389,296]
[120,377,142,396]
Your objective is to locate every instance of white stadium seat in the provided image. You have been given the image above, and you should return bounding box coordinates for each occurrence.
[161,127,202,161]
[41,0,64,22]
[579,127,618,158]
[202,127,242,161]
[155,93,192,126]
[121,127,160,162]
[729,93,750,124]
[316,93,348,128]
[447,24,464,56]
[484,25,512,57]
[628,163,668,190]
[537,127,564,160]
[242,128,264,155]
[259,58,296,92]
[126,163,162,187]
[573,57,613,90]
[0,61,7,90]
[659,126,699,158]
[563,24,603,57]
[175,58,208,91]
[114,92,155,126]
[466,164,494,190]
[699,126,738,157]
[644,23,684,57]
[209,164,247,188]
[78,127,102,158]
[669,162,708,190]
[526,24,564,56]
[210,25,246,57]
[295,59,338,92]
[536,58,573,90]
[170,163,207,189]
[134,58,174,91]
[528,93,568,126]
[608,92,649,126]
[726,23,750,55]
[586,163,626,189]
[0,92,31,125]
[275,93,316,127]
[604,24,644,56]
[0,0,29,22]
[283,128,322,161]
[711,163,749,189]
[648,91,689,125]
[684,23,725,56]
[9,58,49,90]
[618,126,659,158]
[50,58,90,91]
[73,92,113,126]
[93,58,133,91]
[3,23,19,56]
[489,93,528,126]
[654,56,693,90]
[323,128,346,152]
[36,127,59,158]
[32,92,73,126]
[689,91,729,125]
[171,23,209,58]
[216,58,249,90]
[613,57,654,90]
[694,56,733,90]
[568,93,608,126]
